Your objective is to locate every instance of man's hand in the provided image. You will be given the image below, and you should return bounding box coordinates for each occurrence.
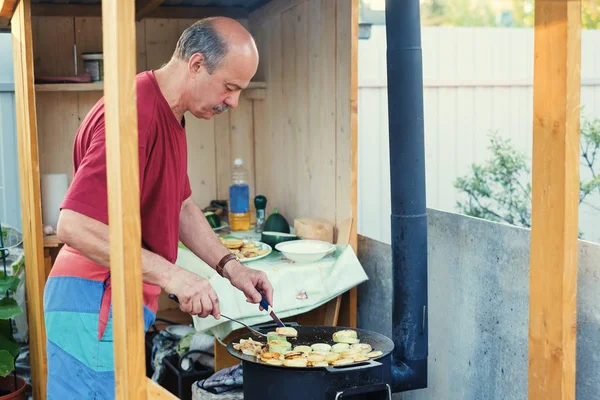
[164,268,221,319]
[177,198,275,311]
[223,261,274,310]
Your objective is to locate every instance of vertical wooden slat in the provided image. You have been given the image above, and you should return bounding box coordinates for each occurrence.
[281,2,308,220]
[75,16,103,73]
[229,97,256,219]
[32,16,75,77]
[185,114,217,208]
[253,15,283,216]
[144,18,179,69]
[136,20,148,72]
[35,92,79,181]
[266,14,282,217]
[335,0,356,248]
[214,112,232,200]
[100,0,146,398]
[249,21,267,199]
[307,0,336,224]
[11,1,48,398]
[528,1,581,399]
[32,15,79,184]
[336,0,358,329]
[251,98,265,198]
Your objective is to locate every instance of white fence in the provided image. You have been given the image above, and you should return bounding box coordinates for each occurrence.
[358,25,600,245]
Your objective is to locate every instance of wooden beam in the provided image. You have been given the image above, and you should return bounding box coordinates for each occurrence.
[31,4,248,20]
[349,0,359,257]
[528,1,581,399]
[140,5,248,20]
[147,378,178,399]
[100,0,146,398]
[0,0,17,18]
[347,0,359,331]
[11,0,48,399]
[334,0,359,330]
[135,0,164,21]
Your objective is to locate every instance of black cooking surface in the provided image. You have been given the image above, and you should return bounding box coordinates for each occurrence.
[226,324,394,367]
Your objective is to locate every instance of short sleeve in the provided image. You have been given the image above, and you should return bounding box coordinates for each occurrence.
[60,126,148,225]
[183,174,192,201]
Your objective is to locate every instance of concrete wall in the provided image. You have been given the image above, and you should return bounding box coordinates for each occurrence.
[358,25,600,245]
[357,209,600,400]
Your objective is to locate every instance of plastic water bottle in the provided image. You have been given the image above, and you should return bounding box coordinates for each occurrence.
[229,158,250,231]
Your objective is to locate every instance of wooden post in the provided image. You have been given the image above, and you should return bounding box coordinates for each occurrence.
[100,0,147,398]
[336,0,359,330]
[11,1,48,398]
[101,1,179,398]
[528,1,581,399]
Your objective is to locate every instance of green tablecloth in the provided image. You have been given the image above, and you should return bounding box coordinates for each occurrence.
[175,231,368,341]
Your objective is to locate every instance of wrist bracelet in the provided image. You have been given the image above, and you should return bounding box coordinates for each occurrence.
[216,253,238,277]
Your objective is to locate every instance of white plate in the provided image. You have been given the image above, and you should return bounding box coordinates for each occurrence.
[275,240,336,263]
[237,241,272,263]
[166,325,195,339]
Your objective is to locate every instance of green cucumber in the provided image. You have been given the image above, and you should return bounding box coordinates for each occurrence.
[263,208,290,233]
[267,332,287,343]
[269,340,292,354]
[260,231,299,249]
[204,211,221,229]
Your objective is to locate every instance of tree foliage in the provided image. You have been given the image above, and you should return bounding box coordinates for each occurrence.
[420,0,600,30]
[454,117,600,237]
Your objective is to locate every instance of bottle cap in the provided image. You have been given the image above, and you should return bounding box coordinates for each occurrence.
[254,195,267,209]
[234,158,243,166]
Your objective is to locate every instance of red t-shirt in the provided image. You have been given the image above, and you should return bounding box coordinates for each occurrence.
[54,71,191,337]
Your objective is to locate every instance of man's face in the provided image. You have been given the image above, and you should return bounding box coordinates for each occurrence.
[185,50,258,120]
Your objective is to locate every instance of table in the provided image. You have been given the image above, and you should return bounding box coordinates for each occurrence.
[174,228,368,370]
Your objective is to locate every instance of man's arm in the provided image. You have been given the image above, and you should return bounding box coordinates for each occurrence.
[178,197,234,269]
[56,208,222,318]
[178,197,274,307]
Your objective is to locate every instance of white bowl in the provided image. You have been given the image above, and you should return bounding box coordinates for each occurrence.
[275,240,336,263]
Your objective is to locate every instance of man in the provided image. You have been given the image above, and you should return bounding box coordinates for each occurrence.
[43,17,274,399]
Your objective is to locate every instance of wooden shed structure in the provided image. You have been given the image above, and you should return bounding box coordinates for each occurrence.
[1,0,358,398]
[0,0,584,399]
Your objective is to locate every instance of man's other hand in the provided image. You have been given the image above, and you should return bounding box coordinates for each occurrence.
[223,262,274,310]
[164,269,221,319]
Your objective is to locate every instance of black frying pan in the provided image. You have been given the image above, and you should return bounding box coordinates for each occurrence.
[226,322,394,367]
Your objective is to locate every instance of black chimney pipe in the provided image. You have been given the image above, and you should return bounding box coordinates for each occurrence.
[384,0,429,392]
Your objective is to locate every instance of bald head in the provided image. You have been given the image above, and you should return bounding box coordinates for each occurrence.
[161,17,259,120]
[173,17,257,74]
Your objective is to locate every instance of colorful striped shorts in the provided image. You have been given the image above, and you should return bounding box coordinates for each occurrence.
[43,246,160,400]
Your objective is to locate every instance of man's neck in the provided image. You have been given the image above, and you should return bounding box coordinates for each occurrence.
[153,62,187,124]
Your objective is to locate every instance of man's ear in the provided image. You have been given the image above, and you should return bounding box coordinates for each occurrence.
[189,53,205,74]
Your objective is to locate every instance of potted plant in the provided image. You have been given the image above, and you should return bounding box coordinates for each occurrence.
[0,225,26,399]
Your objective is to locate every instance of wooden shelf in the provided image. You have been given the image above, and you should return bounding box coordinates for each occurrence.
[35,81,267,93]
[43,234,63,248]
[35,82,104,92]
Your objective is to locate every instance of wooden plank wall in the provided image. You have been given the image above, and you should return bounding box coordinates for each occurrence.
[248,0,354,236]
[249,0,357,328]
[31,16,257,213]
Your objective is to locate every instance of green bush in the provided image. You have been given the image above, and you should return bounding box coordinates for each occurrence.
[0,229,24,378]
[454,117,600,238]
